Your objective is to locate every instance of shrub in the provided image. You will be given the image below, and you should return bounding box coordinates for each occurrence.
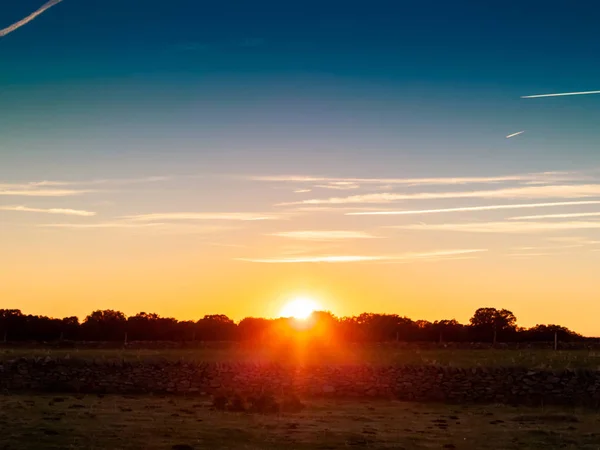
[248,391,279,414]
[280,393,305,413]
[227,393,247,412]
[212,394,228,411]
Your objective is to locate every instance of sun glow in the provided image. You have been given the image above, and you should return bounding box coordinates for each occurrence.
[279,297,320,320]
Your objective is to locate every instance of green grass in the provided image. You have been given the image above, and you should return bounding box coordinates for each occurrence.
[3,345,600,369]
[1,394,599,449]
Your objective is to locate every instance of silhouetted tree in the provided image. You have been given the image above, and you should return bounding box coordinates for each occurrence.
[0,306,590,343]
[196,314,236,341]
[521,324,581,342]
[238,317,274,343]
[432,319,466,343]
[469,308,517,344]
[0,309,25,341]
[61,316,80,340]
[82,310,127,341]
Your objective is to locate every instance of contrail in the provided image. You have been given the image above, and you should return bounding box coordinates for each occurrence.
[0,0,63,38]
[506,130,525,139]
[522,90,600,99]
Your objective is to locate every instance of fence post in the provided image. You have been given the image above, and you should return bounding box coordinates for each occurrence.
[124,331,128,346]
[554,331,558,351]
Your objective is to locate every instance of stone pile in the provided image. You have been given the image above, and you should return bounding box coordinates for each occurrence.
[2,358,600,407]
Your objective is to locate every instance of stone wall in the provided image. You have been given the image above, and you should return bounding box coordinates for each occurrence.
[2,358,600,407]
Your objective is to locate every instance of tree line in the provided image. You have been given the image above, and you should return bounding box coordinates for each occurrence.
[0,307,585,343]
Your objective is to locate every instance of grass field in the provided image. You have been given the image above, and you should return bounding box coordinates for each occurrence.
[1,393,599,449]
[3,346,600,369]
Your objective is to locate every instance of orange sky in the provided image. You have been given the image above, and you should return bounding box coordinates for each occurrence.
[2,172,600,336]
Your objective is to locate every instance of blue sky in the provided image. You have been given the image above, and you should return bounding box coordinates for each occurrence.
[2,0,600,333]
[2,0,600,178]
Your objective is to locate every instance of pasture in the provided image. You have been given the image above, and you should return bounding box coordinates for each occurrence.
[1,393,599,449]
[2,345,600,369]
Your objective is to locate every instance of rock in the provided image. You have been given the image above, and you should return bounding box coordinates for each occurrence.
[2,357,600,408]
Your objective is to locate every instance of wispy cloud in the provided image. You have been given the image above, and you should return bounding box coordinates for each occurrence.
[39,222,163,229]
[0,206,96,217]
[236,249,486,263]
[38,222,235,234]
[546,236,600,245]
[0,0,63,38]
[522,90,600,99]
[269,230,379,241]
[509,211,600,220]
[294,189,312,193]
[393,221,600,233]
[508,252,553,258]
[123,212,281,222]
[283,184,600,206]
[506,131,525,139]
[294,206,401,213]
[0,176,167,197]
[512,244,586,251]
[346,200,600,217]
[251,171,583,187]
[0,188,91,197]
[314,182,361,190]
[6,176,169,188]
[208,242,249,248]
[277,243,343,256]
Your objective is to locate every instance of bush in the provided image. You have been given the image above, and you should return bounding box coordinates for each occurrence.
[227,393,247,412]
[248,391,280,414]
[280,393,305,413]
[212,391,303,415]
[212,394,228,411]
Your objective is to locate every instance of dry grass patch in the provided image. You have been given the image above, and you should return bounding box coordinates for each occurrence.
[2,394,599,449]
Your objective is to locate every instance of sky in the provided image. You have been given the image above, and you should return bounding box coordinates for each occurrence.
[1,0,600,334]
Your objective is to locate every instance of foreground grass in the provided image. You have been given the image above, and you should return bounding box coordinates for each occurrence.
[1,394,599,449]
[3,345,600,369]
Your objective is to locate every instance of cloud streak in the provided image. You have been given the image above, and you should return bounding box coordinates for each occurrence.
[236,249,486,263]
[509,211,600,220]
[38,222,235,234]
[0,188,91,197]
[0,176,167,197]
[252,171,583,187]
[39,222,164,229]
[123,212,281,222]
[506,131,525,139]
[4,176,169,189]
[0,0,63,38]
[269,230,379,241]
[283,184,600,206]
[546,236,600,245]
[346,201,600,217]
[522,90,600,99]
[0,206,96,217]
[314,183,361,190]
[392,221,600,233]
[508,252,553,258]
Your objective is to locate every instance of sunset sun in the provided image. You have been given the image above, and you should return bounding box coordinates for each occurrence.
[280,297,320,320]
